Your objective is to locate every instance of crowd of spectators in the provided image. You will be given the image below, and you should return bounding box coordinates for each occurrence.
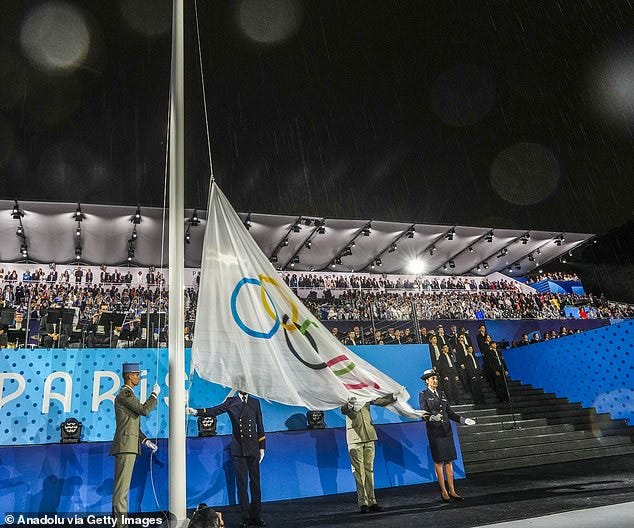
[524,272,581,284]
[0,264,632,349]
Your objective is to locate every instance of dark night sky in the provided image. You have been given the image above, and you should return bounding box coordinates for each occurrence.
[0,0,632,235]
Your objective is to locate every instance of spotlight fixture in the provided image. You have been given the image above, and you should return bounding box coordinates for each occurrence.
[190,209,200,226]
[75,226,81,237]
[514,263,521,270]
[75,247,82,260]
[508,267,513,273]
[520,233,530,244]
[292,256,300,264]
[60,418,83,443]
[74,204,85,222]
[305,241,312,249]
[317,220,326,234]
[476,264,482,271]
[361,227,371,236]
[375,258,382,266]
[131,228,138,240]
[281,238,289,247]
[528,254,535,262]
[388,244,397,253]
[132,206,142,224]
[271,255,278,263]
[496,248,508,258]
[292,223,301,233]
[406,227,415,239]
[16,226,23,236]
[244,213,252,230]
[536,248,541,255]
[11,200,24,220]
[448,260,455,269]
[306,410,326,430]
[482,261,489,269]
[342,246,353,256]
[554,234,565,246]
[445,228,455,241]
[197,415,217,437]
[429,245,436,256]
[484,232,494,243]
[303,218,312,226]
[334,257,342,265]
[468,246,474,252]
[443,264,448,270]
[185,230,191,244]
[331,262,336,268]
[20,244,28,258]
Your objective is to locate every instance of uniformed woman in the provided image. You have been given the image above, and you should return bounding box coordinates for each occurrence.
[419,369,475,502]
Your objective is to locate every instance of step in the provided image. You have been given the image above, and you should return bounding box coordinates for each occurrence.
[458,423,576,442]
[495,398,576,410]
[545,413,615,426]
[463,435,633,462]
[465,444,634,473]
[464,413,521,425]
[459,429,603,451]
[457,418,548,434]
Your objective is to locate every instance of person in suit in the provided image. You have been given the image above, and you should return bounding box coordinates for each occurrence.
[419,370,475,503]
[340,392,399,513]
[436,344,460,404]
[463,345,485,404]
[188,387,267,528]
[38,304,70,348]
[428,334,441,370]
[110,363,160,526]
[486,341,509,402]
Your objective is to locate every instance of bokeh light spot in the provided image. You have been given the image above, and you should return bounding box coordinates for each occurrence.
[238,0,303,45]
[490,142,560,205]
[20,1,91,73]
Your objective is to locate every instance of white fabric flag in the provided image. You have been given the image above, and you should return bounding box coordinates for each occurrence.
[192,183,422,419]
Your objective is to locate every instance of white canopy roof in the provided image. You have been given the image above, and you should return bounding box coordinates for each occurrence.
[0,200,593,277]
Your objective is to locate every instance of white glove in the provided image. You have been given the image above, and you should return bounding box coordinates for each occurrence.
[347,396,357,409]
[259,449,265,463]
[393,386,407,400]
[144,439,158,453]
[151,383,161,396]
[186,407,198,416]
[464,418,476,426]
[429,413,443,422]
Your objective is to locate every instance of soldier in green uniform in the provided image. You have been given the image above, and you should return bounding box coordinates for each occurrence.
[110,362,160,526]
[341,391,401,513]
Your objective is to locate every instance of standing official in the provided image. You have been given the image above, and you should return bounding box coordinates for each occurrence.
[110,363,160,526]
[188,389,266,528]
[341,392,399,513]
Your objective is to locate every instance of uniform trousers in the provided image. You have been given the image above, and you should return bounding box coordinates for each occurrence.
[233,455,261,521]
[348,442,377,507]
[113,453,136,525]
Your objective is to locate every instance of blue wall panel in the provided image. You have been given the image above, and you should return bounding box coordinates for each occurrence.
[504,320,634,425]
[0,421,463,514]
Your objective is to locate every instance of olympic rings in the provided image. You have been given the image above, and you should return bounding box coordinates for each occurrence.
[230,277,280,339]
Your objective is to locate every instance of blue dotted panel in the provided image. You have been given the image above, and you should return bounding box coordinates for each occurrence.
[504,320,634,424]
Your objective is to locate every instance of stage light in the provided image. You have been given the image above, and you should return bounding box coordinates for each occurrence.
[197,415,217,437]
[12,200,24,220]
[514,263,521,269]
[60,418,82,443]
[190,209,200,226]
[375,258,382,266]
[429,245,436,256]
[468,246,474,252]
[445,228,455,241]
[331,263,336,268]
[443,264,448,270]
[485,232,494,243]
[16,226,23,236]
[282,238,289,247]
[448,260,455,268]
[304,218,312,226]
[528,254,535,262]
[362,227,371,236]
[292,256,300,264]
[185,231,191,244]
[244,213,252,230]
[408,259,424,274]
[306,410,326,430]
[292,223,301,233]
[406,227,415,239]
[75,246,82,260]
[132,206,142,224]
[388,244,397,253]
[74,204,85,221]
[317,220,326,234]
[483,261,489,269]
[334,257,342,265]
[75,226,81,237]
[305,241,312,249]
[271,255,278,263]
[476,264,482,271]
[508,267,513,273]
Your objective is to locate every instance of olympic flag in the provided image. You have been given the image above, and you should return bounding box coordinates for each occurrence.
[191,183,422,418]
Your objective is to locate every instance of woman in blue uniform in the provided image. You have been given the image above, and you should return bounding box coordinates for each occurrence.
[420,369,476,502]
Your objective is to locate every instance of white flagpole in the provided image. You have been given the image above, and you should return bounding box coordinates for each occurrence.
[168,0,186,525]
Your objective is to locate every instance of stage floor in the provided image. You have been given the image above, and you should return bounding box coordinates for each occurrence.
[204,453,634,528]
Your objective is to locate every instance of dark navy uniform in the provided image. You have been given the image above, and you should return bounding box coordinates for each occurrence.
[197,394,266,525]
[419,388,464,463]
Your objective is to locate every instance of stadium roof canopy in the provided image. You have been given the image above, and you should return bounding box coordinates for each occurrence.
[0,200,593,277]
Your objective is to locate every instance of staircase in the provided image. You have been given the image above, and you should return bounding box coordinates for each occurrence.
[454,379,634,473]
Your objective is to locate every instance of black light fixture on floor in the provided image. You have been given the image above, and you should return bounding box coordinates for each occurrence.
[306,410,326,430]
[197,415,217,437]
[60,418,83,443]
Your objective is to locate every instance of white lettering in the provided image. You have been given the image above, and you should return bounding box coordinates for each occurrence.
[92,371,120,412]
[0,372,26,409]
[42,372,73,413]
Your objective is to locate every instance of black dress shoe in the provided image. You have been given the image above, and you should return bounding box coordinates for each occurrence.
[449,494,464,502]
[441,495,452,503]
[368,504,384,513]
[360,505,370,513]
[250,520,267,527]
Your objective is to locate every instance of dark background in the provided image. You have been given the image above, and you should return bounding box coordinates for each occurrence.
[0,0,632,294]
